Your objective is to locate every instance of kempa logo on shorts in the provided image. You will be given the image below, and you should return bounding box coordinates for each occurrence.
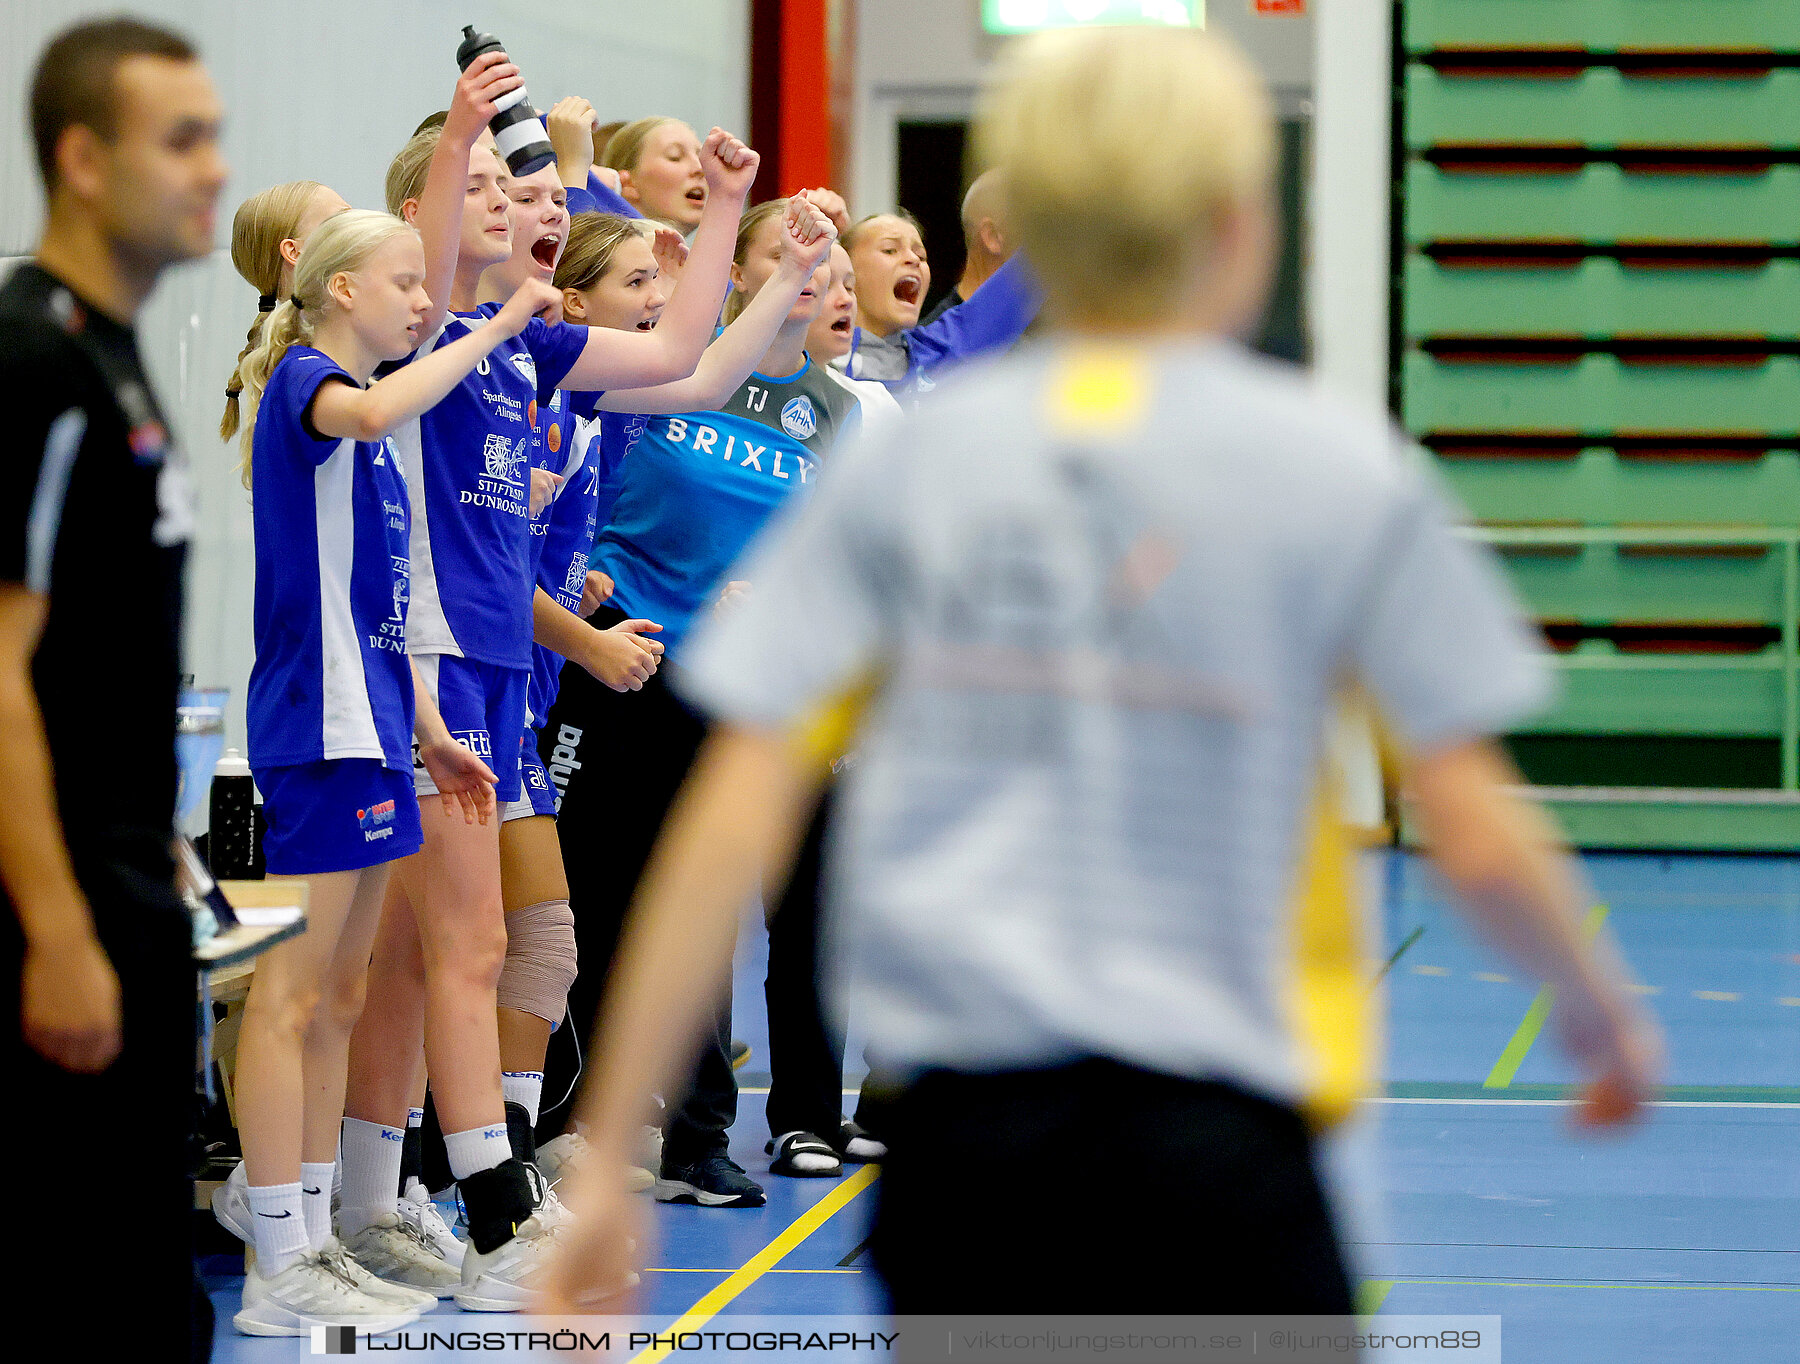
[358,799,397,842]
[781,394,818,440]
[546,722,584,813]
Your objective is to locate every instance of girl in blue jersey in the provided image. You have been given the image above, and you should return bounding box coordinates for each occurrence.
[224,207,556,1336]
[463,199,838,1182]
[220,180,350,448]
[540,197,886,1209]
[836,209,1041,401]
[337,51,763,1311]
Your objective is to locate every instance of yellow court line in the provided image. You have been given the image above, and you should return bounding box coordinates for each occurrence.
[633,1164,880,1363]
[1484,904,1609,1089]
[1358,1280,1395,1315]
[646,1267,866,1275]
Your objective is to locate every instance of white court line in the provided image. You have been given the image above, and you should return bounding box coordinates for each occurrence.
[1376,1097,1800,1110]
[737,1088,1800,1110]
[736,1088,864,1096]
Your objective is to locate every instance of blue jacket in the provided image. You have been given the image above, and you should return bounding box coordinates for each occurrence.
[838,254,1041,402]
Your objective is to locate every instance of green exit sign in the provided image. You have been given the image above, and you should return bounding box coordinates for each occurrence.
[982,0,1204,35]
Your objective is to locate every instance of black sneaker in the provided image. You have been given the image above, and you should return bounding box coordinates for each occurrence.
[655,1153,766,1208]
[729,1039,752,1070]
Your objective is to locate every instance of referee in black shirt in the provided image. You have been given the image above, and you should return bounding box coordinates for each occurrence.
[0,19,224,1357]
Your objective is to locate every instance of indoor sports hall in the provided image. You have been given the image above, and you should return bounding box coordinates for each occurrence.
[1,4,1795,1363]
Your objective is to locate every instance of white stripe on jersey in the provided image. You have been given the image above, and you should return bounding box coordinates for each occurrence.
[821,367,904,447]
[563,410,600,486]
[314,439,384,760]
[27,408,86,593]
[395,321,464,658]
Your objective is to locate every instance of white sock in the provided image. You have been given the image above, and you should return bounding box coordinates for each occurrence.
[246,1181,310,1274]
[299,1162,335,1250]
[407,1106,424,1130]
[501,1071,544,1126]
[338,1117,404,1235]
[444,1122,513,1181]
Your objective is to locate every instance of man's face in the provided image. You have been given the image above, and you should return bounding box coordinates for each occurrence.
[89,56,228,266]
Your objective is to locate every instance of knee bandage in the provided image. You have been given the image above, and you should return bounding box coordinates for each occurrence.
[497,898,577,1025]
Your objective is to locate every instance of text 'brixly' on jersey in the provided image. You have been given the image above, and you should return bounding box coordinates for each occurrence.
[593,358,877,658]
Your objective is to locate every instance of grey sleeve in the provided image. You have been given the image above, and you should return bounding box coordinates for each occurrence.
[1347,469,1554,753]
[676,438,901,729]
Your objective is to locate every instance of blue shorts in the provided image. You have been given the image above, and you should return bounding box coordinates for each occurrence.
[413,654,528,804]
[502,728,558,824]
[255,758,423,875]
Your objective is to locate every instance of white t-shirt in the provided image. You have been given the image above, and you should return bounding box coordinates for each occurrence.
[677,338,1551,1104]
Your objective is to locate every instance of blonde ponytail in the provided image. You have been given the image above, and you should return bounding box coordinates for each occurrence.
[221,180,329,444]
[235,208,418,487]
[235,299,312,486]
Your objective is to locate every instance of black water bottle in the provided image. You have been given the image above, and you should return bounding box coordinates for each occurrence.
[456,25,557,177]
[208,748,258,880]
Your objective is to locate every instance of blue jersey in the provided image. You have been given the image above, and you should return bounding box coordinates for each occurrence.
[591,359,871,658]
[575,397,641,537]
[394,306,587,669]
[246,348,414,772]
[527,387,571,565]
[529,425,604,726]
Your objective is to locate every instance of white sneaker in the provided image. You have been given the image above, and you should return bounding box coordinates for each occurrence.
[400,1180,466,1270]
[533,1182,576,1230]
[341,1212,462,1298]
[637,1125,664,1180]
[538,1129,658,1194]
[456,1216,638,1312]
[534,1132,587,1184]
[211,1160,254,1243]
[233,1251,423,1337]
[455,1215,557,1312]
[319,1238,437,1310]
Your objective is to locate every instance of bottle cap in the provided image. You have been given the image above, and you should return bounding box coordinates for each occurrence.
[457,26,503,69]
[215,747,252,778]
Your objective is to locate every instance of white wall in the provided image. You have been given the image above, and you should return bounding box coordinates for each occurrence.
[1307,0,1391,413]
[2,2,747,784]
[849,0,1314,215]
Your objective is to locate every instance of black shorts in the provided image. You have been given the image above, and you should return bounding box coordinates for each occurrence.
[0,854,205,1349]
[871,1057,1355,1315]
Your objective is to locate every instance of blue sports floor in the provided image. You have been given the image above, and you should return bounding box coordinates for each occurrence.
[203,851,1800,1361]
